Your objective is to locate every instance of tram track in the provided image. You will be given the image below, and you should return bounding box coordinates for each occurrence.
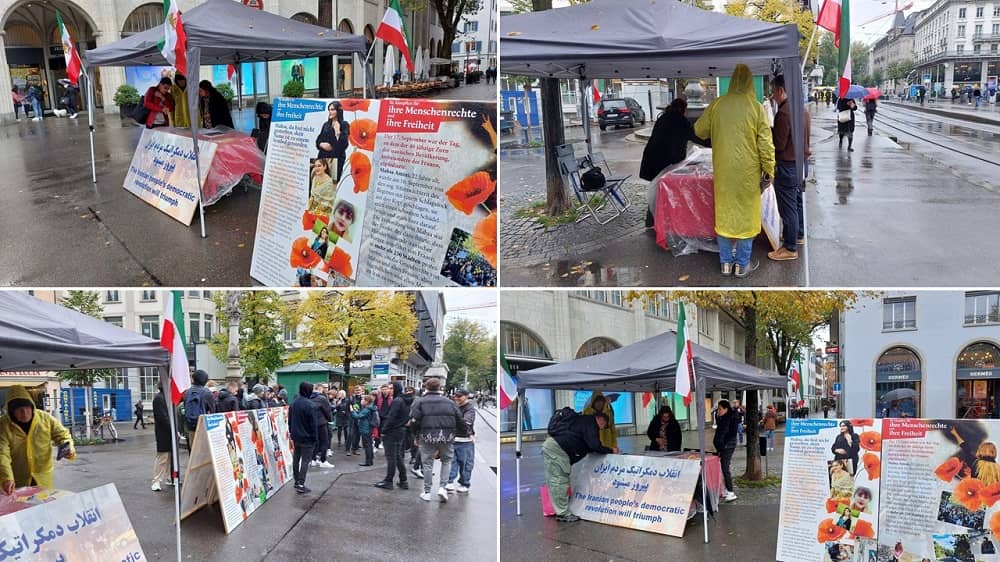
[873,108,1000,169]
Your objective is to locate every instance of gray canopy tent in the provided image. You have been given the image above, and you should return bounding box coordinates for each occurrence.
[500,0,806,183]
[512,329,786,542]
[0,292,190,560]
[82,0,369,237]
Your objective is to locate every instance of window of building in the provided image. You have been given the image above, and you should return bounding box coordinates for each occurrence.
[645,297,677,320]
[452,43,460,54]
[698,309,715,338]
[720,322,731,347]
[464,20,479,32]
[993,23,1000,34]
[140,315,160,340]
[966,292,1000,325]
[121,3,164,37]
[956,342,1000,418]
[876,347,921,418]
[959,7,966,19]
[189,312,201,343]
[203,290,213,299]
[500,322,555,434]
[575,337,619,358]
[958,24,966,36]
[204,314,214,341]
[976,24,984,36]
[502,323,552,359]
[141,290,156,302]
[105,290,120,303]
[883,297,916,331]
[107,368,129,390]
[105,316,123,327]
[992,43,999,53]
[994,7,1000,17]
[139,367,158,402]
[958,44,966,53]
[283,321,297,342]
[187,290,199,298]
[974,43,982,53]
[976,6,984,17]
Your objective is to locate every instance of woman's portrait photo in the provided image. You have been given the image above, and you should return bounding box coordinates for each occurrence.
[330,199,356,243]
[315,101,350,180]
[308,158,338,213]
[311,226,330,261]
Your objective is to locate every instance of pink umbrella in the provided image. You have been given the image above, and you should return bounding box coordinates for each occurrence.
[864,87,883,100]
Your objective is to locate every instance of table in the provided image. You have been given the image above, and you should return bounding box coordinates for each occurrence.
[163,127,265,205]
[653,158,716,252]
[637,451,723,515]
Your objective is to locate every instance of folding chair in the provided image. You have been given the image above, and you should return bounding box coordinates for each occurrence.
[555,144,630,225]
[584,151,633,212]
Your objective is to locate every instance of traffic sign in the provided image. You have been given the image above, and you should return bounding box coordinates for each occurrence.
[833,383,842,395]
[372,363,389,375]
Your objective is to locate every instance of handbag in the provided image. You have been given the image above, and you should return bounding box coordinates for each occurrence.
[132,96,151,125]
[837,110,851,123]
[580,165,606,191]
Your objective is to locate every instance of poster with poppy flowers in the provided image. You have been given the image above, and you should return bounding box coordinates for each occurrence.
[776,419,882,562]
[250,97,496,287]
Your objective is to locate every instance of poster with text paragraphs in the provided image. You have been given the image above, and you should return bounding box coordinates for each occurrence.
[569,453,701,537]
[776,418,883,562]
[0,483,144,562]
[123,128,218,226]
[250,97,497,288]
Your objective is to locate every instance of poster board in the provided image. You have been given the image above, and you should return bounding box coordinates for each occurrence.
[179,408,294,534]
[0,483,144,561]
[123,128,219,226]
[249,97,498,288]
[568,453,701,537]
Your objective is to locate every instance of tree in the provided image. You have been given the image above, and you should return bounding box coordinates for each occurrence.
[208,291,286,387]
[630,291,864,480]
[725,0,817,59]
[59,291,117,440]
[443,318,496,392]
[850,41,869,81]
[871,67,885,88]
[818,32,838,86]
[289,292,418,383]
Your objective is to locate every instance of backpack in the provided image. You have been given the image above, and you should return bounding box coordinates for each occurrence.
[370,406,381,429]
[184,387,207,429]
[547,407,578,437]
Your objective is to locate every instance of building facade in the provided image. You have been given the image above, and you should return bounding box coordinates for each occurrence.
[499,290,753,437]
[869,12,920,93]
[452,0,496,72]
[1,0,444,121]
[841,291,1000,420]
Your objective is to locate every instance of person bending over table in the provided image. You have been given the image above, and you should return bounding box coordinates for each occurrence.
[542,412,618,523]
[646,405,682,452]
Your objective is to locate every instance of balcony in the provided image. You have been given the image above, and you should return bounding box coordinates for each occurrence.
[971,32,1000,41]
[918,50,998,63]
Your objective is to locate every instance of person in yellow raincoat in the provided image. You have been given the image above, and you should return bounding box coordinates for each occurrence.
[0,385,75,493]
[582,391,617,450]
[694,64,776,278]
[170,73,191,128]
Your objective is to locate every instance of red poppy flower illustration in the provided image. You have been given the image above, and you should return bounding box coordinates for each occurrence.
[849,419,873,428]
[302,210,329,232]
[990,510,1000,537]
[326,246,353,279]
[349,118,377,151]
[341,99,371,113]
[290,237,321,269]
[859,431,882,452]
[350,151,372,194]
[472,211,497,268]
[935,457,963,482]
[445,171,496,215]
[953,477,985,511]
[852,519,874,539]
[825,496,849,513]
[981,482,1000,507]
[817,519,847,543]
[862,452,881,480]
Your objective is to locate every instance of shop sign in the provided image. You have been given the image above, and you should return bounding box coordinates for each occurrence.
[956,367,1000,380]
[875,370,921,383]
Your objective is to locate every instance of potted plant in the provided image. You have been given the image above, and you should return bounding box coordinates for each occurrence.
[215,83,235,107]
[452,72,464,88]
[113,84,140,119]
[282,80,305,98]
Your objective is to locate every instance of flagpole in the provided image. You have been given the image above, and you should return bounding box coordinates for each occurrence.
[801,25,819,75]
[515,388,524,516]
[362,41,377,99]
[86,67,97,184]
[166,368,183,562]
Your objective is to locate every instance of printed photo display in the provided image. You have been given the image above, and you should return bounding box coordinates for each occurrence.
[250,97,497,287]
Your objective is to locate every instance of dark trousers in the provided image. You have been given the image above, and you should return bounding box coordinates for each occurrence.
[774,161,800,252]
[337,424,348,445]
[361,432,374,465]
[719,446,736,492]
[381,432,408,484]
[66,95,78,115]
[349,421,361,452]
[134,415,145,429]
[293,442,315,486]
[314,425,330,462]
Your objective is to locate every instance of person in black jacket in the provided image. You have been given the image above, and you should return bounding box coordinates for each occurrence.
[639,98,711,182]
[402,386,423,478]
[646,406,682,452]
[314,101,350,179]
[216,382,240,413]
[289,382,319,493]
[151,386,174,491]
[713,400,739,502]
[373,382,410,491]
[831,419,861,476]
[543,412,617,522]
[310,383,334,468]
[134,400,146,429]
[197,80,234,129]
[409,377,465,502]
[347,386,364,455]
[333,390,350,447]
[244,384,266,410]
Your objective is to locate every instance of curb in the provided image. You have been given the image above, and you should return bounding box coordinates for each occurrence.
[884,100,1000,126]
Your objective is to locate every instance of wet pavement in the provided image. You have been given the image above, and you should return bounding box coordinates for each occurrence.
[500,102,1000,287]
[55,406,497,561]
[500,426,788,561]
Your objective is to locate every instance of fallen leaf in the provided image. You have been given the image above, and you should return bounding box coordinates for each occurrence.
[238,243,245,248]
[591,24,600,30]
[678,275,690,281]
[506,31,522,36]
[561,273,569,277]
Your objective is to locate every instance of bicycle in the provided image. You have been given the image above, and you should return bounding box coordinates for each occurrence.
[97,411,119,442]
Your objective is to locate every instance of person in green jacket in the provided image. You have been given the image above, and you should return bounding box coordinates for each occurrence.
[0,385,75,493]
[351,396,377,467]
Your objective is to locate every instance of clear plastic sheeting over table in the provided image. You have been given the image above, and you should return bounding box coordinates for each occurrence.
[168,126,266,205]
[652,147,719,257]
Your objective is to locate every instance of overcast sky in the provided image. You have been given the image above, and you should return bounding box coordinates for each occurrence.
[442,290,497,336]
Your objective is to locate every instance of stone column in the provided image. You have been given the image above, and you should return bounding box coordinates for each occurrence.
[94,29,125,113]
[945,62,955,91]
[0,32,15,123]
[982,60,990,88]
[225,290,243,384]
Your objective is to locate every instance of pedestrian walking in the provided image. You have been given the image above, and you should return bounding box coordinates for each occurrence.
[974,87,982,108]
[347,386,364,455]
[543,409,618,522]
[733,399,746,446]
[713,399,738,502]
[352,396,377,466]
[409,377,464,502]
[26,84,43,122]
[11,87,25,122]
[762,404,778,450]
[333,390,349,447]
[693,63,775,278]
[310,383,334,468]
[837,97,857,152]
[60,80,79,119]
[375,384,394,451]
[373,382,410,491]
[134,400,146,429]
[402,386,422,478]
[446,389,476,494]
[290,382,319,493]
[151,386,175,491]
[864,97,877,136]
[0,386,75,493]
[183,370,216,446]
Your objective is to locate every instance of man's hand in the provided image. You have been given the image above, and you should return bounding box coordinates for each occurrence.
[65,448,77,461]
[2,480,14,495]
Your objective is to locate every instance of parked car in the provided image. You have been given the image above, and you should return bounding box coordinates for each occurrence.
[597,97,646,130]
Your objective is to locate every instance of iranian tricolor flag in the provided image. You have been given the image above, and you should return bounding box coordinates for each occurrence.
[675,302,695,407]
[816,0,851,98]
[499,351,517,410]
[56,13,84,87]
[376,0,414,74]
[159,0,187,75]
[160,291,191,405]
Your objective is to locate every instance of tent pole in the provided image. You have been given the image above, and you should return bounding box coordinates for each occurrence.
[161,365,183,562]
[515,388,524,516]
[695,373,709,543]
[186,50,207,239]
[578,74,592,159]
[362,41,376,99]
[86,67,97,184]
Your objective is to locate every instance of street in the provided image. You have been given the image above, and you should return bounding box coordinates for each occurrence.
[51,406,497,561]
[499,100,1000,286]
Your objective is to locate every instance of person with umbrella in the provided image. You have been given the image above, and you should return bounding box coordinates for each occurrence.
[864,95,877,136]
[837,94,857,152]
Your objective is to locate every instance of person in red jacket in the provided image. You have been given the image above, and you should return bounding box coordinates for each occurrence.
[143,77,174,129]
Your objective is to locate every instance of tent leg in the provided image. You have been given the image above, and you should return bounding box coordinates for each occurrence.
[578,75,593,159]
[161,365,183,562]
[515,389,525,516]
[86,69,96,184]
[694,375,709,543]
[362,41,376,99]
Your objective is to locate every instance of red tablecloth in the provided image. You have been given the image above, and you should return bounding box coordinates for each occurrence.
[653,169,716,250]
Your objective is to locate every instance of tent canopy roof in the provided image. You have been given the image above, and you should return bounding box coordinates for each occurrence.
[85,0,367,67]
[0,293,168,372]
[275,360,345,376]
[499,0,801,79]
[516,331,786,393]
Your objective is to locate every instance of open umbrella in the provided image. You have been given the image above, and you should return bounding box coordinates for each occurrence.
[880,388,917,402]
[383,45,395,87]
[864,87,883,100]
[843,84,868,99]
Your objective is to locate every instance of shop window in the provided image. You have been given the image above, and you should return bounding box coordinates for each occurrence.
[956,342,1000,418]
[882,296,916,330]
[875,347,921,418]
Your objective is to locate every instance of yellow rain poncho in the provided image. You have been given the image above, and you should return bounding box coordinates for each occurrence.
[0,386,74,490]
[582,391,618,449]
[694,64,776,240]
[171,81,191,128]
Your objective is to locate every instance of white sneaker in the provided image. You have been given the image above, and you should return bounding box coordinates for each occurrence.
[164,480,175,487]
[151,481,162,492]
[445,482,457,492]
[420,492,432,501]
[723,491,738,502]
[319,461,335,468]
[411,467,424,479]
[456,485,469,493]
[310,460,319,467]
[437,487,449,502]
[69,113,78,119]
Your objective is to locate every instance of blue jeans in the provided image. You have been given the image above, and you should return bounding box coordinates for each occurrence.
[774,161,800,252]
[766,429,775,450]
[31,98,42,118]
[736,422,744,444]
[718,236,753,268]
[448,441,475,487]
